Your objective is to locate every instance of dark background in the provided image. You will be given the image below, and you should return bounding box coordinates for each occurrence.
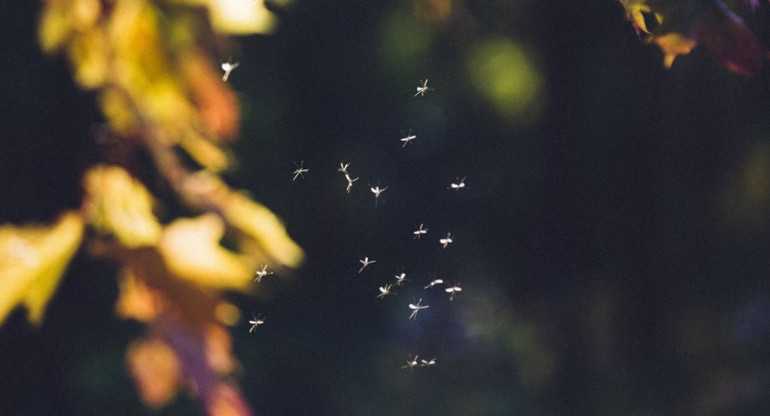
[4,0,770,415]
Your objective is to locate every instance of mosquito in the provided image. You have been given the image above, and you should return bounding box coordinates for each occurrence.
[292,161,309,181]
[394,272,408,286]
[414,79,433,97]
[400,130,417,147]
[424,278,444,289]
[408,298,429,320]
[359,256,376,273]
[377,283,393,299]
[221,61,240,82]
[449,177,467,190]
[440,232,453,249]
[370,184,388,207]
[445,282,462,301]
[345,174,358,193]
[402,355,420,370]
[413,223,428,239]
[253,264,274,282]
[420,358,437,367]
[248,314,265,333]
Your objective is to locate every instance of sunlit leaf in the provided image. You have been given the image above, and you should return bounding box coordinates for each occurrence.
[168,0,278,34]
[181,50,240,141]
[620,0,764,76]
[126,336,183,407]
[159,214,255,290]
[83,165,162,248]
[0,212,84,326]
[181,172,305,268]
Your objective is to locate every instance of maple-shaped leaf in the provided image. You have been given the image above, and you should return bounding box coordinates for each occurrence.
[0,212,84,326]
[82,165,162,248]
[621,0,764,76]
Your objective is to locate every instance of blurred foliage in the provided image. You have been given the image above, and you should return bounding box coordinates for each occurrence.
[619,0,764,75]
[2,0,303,415]
[6,0,770,415]
[0,212,83,326]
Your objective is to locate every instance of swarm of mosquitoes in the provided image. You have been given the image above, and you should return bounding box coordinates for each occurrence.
[224,65,467,369]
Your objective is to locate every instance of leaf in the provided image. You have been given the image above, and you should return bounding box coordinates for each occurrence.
[126,336,183,407]
[111,245,251,414]
[620,0,764,76]
[158,214,255,291]
[0,212,84,326]
[171,0,279,35]
[82,165,162,248]
[180,172,305,268]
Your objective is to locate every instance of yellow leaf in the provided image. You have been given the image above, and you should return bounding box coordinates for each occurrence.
[126,337,182,407]
[158,214,254,290]
[83,165,162,247]
[0,212,84,326]
[654,33,697,69]
[222,191,305,268]
[181,172,304,267]
[207,0,277,35]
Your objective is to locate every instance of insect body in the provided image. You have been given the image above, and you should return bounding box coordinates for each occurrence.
[445,282,462,301]
[420,358,436,367]
[377,284,393,299]
[292,161,309,180]
[413,223,428,239]
[221,61,240,82]
[414,79,433,97]
[253,265,274,282]
[408,298,429,320]
[400,130,417,147]
[402,355,420,370]
[370,185,388,207]
[248,314,265,333]
[394,272,408,286]
[359,256,376,273]
[424,279,444,289]
[449,177,467,190]
[440,232,453,248]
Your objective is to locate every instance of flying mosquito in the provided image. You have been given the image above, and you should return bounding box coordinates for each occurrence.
[292,161,309,180]
[248,314,265,333]
[413,223,428,239]
[221,61,240,82]
[359,256,376,273]
[414,79,433,97]
[402,355,420,370]
[377,284,394,299]
[440,232,453,249]
[253,265,274,282]
[400,130,417,147]
[445,282,462,301]
[408,298,429,320]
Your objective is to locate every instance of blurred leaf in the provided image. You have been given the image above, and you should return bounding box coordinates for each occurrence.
[126,336,183,407]
[0,212,84,326]
[83,165,162,248]
[181,172,305,268]
[172,0,279,35]
[38,0,102,53]
[620,0,764,76]
[112,247,250,414]
[159,214,255,291]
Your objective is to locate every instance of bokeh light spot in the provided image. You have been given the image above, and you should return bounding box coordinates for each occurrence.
[467,37,545,126]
